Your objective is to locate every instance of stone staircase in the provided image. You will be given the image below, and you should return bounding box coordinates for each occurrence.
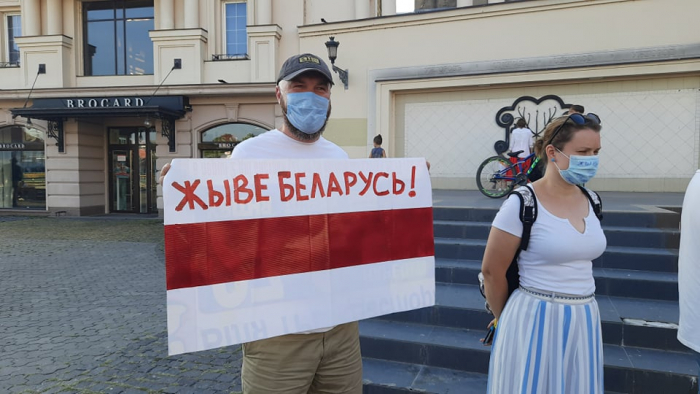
[361,205,699,394]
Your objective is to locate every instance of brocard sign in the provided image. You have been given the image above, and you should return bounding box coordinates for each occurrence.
[163,158,435,356]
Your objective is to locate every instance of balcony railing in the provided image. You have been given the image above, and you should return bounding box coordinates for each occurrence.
[212,54,249,61]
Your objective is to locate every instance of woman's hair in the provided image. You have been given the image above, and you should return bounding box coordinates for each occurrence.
[533,116,602,161]
[373,134,383,145]
[515,118,527,128]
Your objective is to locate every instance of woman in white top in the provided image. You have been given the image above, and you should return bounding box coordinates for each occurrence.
[509,118,535,160]
[482,113,606,393]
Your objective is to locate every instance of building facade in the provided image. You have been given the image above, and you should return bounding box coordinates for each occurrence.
[0,0,698,216]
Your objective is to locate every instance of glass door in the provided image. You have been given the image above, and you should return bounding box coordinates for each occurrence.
[111,149,134,212]
[108,127,157,213]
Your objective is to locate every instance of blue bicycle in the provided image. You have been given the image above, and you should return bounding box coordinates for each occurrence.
[476,151,542,198]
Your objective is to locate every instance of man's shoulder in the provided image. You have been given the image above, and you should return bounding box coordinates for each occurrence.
[317,137,349,158]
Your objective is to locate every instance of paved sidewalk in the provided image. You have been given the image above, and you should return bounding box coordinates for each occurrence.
[0,217,243,394]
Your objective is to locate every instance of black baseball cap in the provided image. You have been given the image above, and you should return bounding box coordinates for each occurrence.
[277,53,334,85]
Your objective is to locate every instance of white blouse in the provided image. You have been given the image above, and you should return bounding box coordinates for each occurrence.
[491,190,607,295]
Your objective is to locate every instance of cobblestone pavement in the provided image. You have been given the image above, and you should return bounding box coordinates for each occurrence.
[0,217,243,394]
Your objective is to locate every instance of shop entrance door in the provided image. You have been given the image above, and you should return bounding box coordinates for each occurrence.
[108,127,157,213]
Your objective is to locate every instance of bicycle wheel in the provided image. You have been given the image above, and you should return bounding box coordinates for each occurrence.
[476,156,516,198]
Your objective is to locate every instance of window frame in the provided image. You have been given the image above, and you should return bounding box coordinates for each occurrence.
[198,121,267,158]
[3,12,21,66]
[221,0,248,60]
[81,0,155,76]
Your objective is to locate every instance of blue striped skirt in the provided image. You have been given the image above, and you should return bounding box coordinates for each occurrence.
[486,288,604,394]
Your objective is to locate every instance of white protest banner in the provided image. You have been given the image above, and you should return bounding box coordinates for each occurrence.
[164,158,434,356]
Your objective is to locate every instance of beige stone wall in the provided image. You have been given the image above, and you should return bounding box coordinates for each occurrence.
[394,76,700,192]
[47,119,106,215]
[297,0,700,191]
[1,0,699,198]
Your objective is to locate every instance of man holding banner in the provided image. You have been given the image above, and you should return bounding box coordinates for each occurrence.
[162,53,361,393]
[160,53,435,394]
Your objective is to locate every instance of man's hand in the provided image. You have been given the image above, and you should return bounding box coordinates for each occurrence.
[158,162,171,185]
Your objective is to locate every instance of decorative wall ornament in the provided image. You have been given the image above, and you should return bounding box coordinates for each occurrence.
[493,95,572,155]
[47,119,65,153]
[161,116,176,152]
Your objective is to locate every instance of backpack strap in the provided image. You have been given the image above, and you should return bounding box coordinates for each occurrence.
[577,185,603,220]
[508,184,538,251]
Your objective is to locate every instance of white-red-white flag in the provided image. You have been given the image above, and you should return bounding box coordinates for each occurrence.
[164,158,435,355]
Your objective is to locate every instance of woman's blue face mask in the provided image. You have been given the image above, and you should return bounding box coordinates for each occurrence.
[554,149,599,185]
[284,92,330,134]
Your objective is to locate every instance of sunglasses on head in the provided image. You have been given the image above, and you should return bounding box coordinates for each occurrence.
[547,113,601,146]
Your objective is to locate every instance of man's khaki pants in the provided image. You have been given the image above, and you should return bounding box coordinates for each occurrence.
[241,321,362,394]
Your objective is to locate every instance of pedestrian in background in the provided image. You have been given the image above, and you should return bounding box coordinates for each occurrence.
[678,169,700,394]
[481,113,606,393]
[508,118,534,171]
[370,134,386,158]
[568,104,585,114]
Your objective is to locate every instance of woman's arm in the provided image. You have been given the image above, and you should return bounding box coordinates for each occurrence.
[382,149,387,158]
[481,226,521,319]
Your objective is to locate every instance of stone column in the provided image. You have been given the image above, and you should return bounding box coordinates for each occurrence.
[257,0,272,24]
[184,0,199,28]
[248,25,282,82]
[160,0,175,29]
[382,0,396,15]
[457,0,474,6]
[355,0,371,19]
[22,0,41,36]
[47,0,63,35]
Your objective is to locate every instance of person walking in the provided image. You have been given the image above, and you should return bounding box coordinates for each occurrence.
[678,169,700,394]
[481,113,606,393]
[159,53,362,394]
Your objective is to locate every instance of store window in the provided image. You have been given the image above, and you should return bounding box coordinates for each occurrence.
[199,122,266,158]
[4,14,20,66]
[223,1,247,58]
[83,0,154,76]
[0,125,46,210]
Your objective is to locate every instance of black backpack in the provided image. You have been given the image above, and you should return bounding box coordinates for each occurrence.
[478,184,603,313]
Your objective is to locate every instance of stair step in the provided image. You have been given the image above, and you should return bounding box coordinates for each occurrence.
[362,358,632,394]
[435,258,678,301]
[360,320,699,394]
[360,319,491,374]
[362,358,487,394]
[433,221,680,249]
[377,283,687,352]
[604,344,699,394]
[432,207,681,230]
[434,239,679,272]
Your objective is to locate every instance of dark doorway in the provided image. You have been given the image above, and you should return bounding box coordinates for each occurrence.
[108,127,157,213]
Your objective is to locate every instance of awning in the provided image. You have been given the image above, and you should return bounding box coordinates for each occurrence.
[11,96,189,152]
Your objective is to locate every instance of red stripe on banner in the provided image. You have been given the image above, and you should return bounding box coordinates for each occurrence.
[164,207,434,290]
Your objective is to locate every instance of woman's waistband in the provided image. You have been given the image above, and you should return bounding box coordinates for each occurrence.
[519,286,595,304]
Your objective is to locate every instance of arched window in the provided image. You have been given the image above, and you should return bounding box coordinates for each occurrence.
[199,122,267,158]
[0,125,46,209]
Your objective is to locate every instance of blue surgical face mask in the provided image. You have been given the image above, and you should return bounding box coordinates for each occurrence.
[283,92,330,134]
[554,149,599,185]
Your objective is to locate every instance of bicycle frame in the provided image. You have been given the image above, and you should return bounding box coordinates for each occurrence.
[492,153,540,183]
